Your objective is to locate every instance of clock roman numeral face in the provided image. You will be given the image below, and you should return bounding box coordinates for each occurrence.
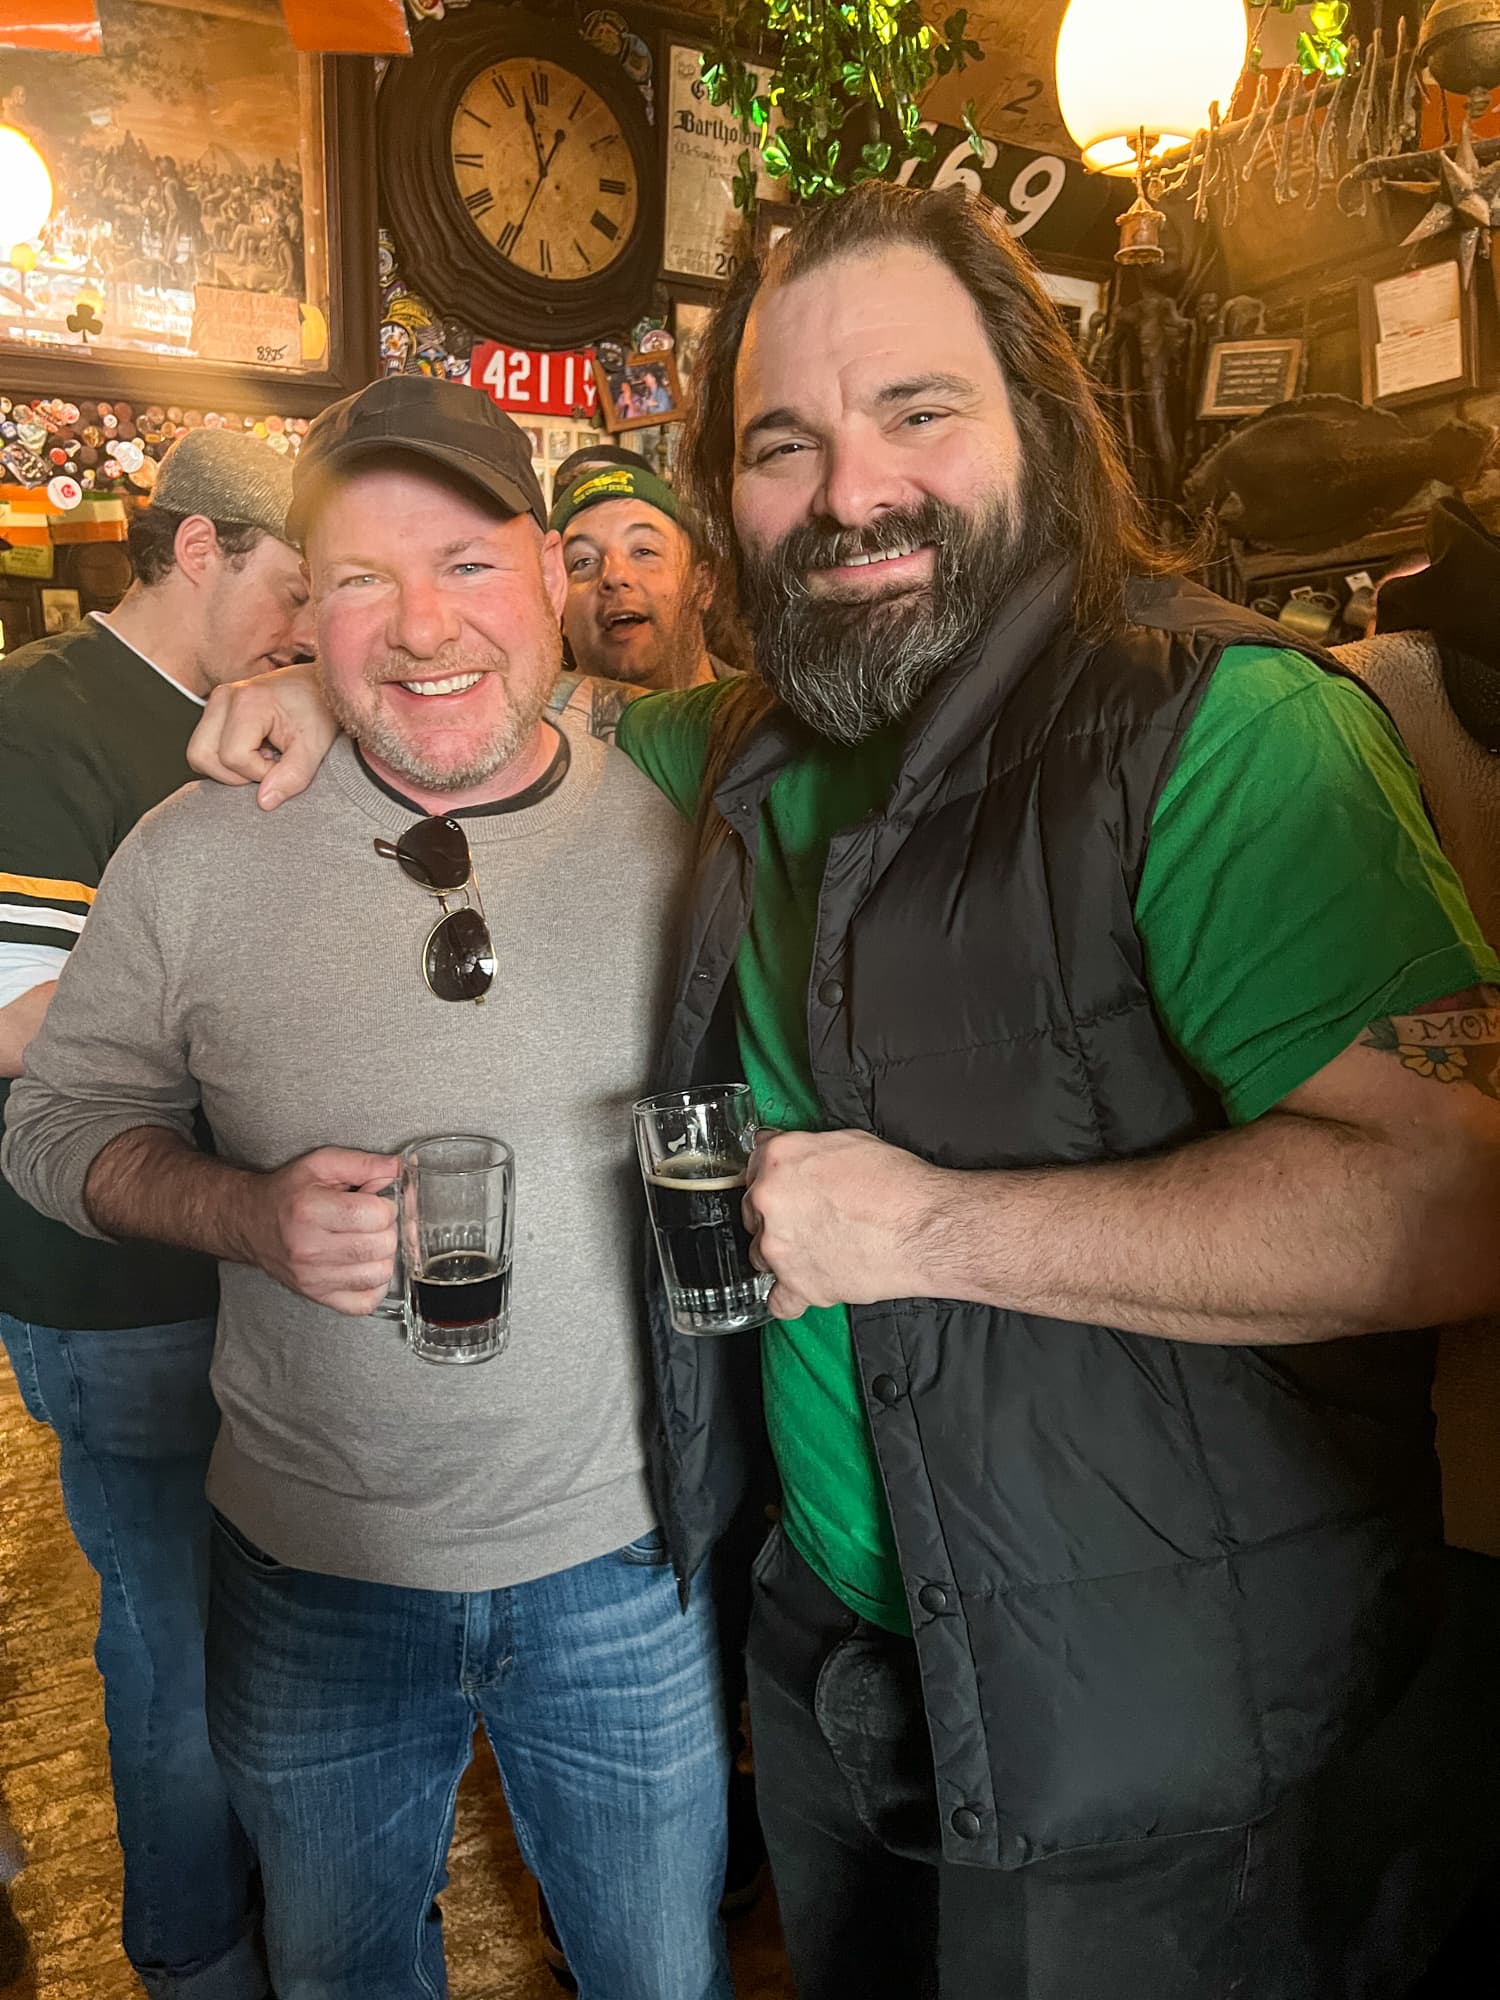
[450,58,639,284]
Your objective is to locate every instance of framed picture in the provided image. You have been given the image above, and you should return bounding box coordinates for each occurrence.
[661,41,775,288]
[754,199,799,258]
[1036,267,1106,351]
[672,299,713,385]
[1359,257,1477,409]
[591,351,685,434]
[1199,337,1304,419]
[40,587,81,634]
[0,0,377,414]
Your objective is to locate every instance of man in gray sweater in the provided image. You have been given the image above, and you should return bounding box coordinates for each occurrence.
[2,378,732,2000]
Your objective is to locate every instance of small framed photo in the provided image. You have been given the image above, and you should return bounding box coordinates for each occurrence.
[591,350,685,434]
[1036,269,1106,350]
[1359,258,1477,408]
[1198,337,1304,419]
[673,299,713,384]
[754,198,799,257]
[40,587,81,635]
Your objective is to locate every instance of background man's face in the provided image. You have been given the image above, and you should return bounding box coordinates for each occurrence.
[203,534,315,688]
[308,463,565,793]
[561,496,711,690]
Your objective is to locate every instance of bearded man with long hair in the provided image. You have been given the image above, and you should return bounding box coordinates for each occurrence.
[634,190,1500,2000]
[182,184,1500,2000]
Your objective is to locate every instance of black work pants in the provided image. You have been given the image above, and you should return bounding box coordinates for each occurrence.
[745,1527,1500,2000]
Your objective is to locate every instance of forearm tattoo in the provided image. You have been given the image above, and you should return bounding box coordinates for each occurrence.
[1358,986,1500,1099]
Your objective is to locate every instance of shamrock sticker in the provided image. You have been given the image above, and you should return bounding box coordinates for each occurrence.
[66,300,104,343]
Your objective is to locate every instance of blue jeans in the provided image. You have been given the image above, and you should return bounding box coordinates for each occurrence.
[206,1512,734,2000]
[0,1313,266,2000]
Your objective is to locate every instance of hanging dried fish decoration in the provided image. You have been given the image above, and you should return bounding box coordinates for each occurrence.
[1299,63,1323,203]
[1348,24,1382,164]
[1192,114,1216,224]
[1319,40,1356,184]
[1239,70,1274,181]
[1275,67,1307,200]
[1248,64,1296,183]
[1309,62,1350,207]
[1398,27,1424,146]
[1220,120,1241,227]
[1381,14,1409,158]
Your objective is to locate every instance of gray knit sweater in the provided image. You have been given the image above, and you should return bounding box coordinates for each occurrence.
[3,721,691,1590]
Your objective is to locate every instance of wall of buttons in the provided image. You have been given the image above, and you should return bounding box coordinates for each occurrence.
[0,394,309,507]
[0,395,314,641]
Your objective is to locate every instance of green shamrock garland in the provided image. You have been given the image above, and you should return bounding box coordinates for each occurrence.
[702,0,984,212]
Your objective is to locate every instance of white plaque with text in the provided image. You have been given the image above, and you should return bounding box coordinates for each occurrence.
[663,43,777,283]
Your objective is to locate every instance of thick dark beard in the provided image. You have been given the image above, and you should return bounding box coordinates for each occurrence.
[739,489,1052,745]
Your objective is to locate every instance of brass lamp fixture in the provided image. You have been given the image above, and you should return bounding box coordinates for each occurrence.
[1055,0,1250,264]
[1418,0,1500,122]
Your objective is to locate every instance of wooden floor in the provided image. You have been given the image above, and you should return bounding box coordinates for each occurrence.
[0,1360,795,1999]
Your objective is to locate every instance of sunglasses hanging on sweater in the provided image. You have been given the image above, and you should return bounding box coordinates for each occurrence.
[374,816,495,1004]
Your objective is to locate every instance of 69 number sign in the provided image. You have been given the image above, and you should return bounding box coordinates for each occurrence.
[470,341,598,418]
[895,123,1123,263]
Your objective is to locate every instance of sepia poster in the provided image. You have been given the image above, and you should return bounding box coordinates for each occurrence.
[662,43,776,285]
[0,0,327,367]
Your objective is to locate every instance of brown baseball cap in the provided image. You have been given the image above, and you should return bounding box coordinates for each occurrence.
[288,375,546,544]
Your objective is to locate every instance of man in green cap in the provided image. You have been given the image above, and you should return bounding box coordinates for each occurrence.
[548,448,734,696]
[0,426,310,2000]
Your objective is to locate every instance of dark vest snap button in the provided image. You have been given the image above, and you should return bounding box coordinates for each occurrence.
[817,977,844,1007]
[951,1807,982,1840]
[871,1374,903,1406]
[918,1583,949,1615]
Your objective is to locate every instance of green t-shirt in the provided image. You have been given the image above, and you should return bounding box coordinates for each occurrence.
[618,646,1500,1631]
[0,616,219,1331]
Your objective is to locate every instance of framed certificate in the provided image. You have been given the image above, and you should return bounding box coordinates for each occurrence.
[1359,259,1477,409]
[661,42,776,287]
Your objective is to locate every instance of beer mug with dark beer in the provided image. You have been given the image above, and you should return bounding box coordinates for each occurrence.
[633,1085,775,1337]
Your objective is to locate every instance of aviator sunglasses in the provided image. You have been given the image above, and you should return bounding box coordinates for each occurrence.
[374,816,496,1004]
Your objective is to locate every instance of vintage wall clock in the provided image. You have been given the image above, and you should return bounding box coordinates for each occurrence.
[378,11,661,350]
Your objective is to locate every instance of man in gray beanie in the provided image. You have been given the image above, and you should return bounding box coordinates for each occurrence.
[0,426,311,2000]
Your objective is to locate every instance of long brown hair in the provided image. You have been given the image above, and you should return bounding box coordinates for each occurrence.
[679,182,1172,823]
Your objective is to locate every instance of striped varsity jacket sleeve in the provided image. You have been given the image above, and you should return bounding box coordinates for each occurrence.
[0,717,106,1009]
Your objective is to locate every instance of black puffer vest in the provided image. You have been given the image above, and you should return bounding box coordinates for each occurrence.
[645,562,1443,1870]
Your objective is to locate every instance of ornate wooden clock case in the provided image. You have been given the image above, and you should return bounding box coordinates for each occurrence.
[378,10,662,349]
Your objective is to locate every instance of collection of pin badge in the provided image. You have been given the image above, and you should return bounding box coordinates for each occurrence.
[0,395,311,508]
